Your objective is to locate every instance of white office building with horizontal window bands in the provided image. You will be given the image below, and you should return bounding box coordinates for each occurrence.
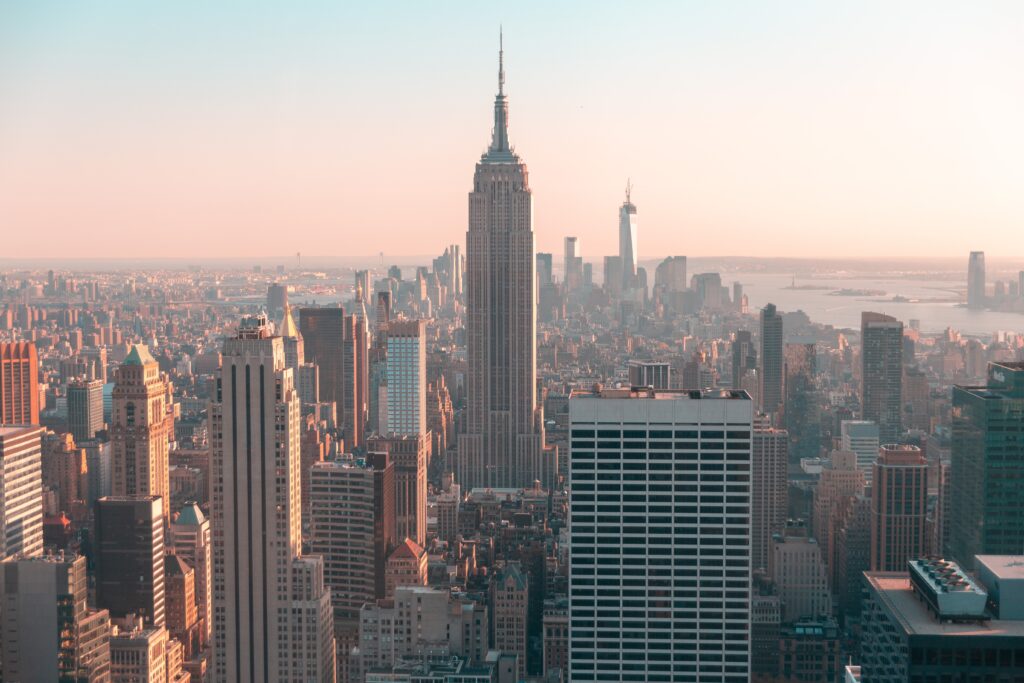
[568,388,753,682]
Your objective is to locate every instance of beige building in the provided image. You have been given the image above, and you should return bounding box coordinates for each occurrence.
[0,425,43,558]
[210,314,335,682]
[870,444,928,571]
[813,450,866,585]
[369,433,428,547]
[752,419,788,572]
[384,538,427,597]
[170,503,211,646]
[457,40,545,490]
[111,345,175,507]
[771,526,832,623]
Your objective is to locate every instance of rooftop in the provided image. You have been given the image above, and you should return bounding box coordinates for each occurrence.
[975,555,1024,581]
[122,344,156,366]
[570,387,750,401]
[866,573,1024,637]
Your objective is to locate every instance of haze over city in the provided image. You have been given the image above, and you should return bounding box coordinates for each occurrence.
[3,1,1024,259]
[4,4,1024,683]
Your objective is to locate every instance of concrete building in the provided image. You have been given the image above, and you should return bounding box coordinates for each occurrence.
[840,420,880,485]
[861,312,904,444]
[111,344,174,507]
[165,554,201,659]
[210,313,334,682]
[0,553,111,681]
[626,360,671,390]
[948,362,1024,568]
[491,562,528,681]
[458,38,545,490]
[542,599,568,679]
[568,387,753,682]
[771,526,832,624]
[759,304,783,417]
[309,453,395,631]
[870,444,927,571]
[369,433,428,546]
[68,378,104,443]
[0,341,40,425]
[170,502,212,645]
[0,425,44,558]
[95,495,165,627]
[967,250,986,309]
[384,538,427,597]
[384,320,426,436]
[812,450,865,586]
[752,418,788,572]
[777,617,842,683]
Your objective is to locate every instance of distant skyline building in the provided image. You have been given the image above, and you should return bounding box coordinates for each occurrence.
[0,341,40,426]
[0,425,43,559]
[752,417,788,573]
[861,312,904,443]
[563,237,582,292]
[457,36,545,490]
[299,307,346,429]
[626,360,671,390]
[759,303,784,417]
[210,314,335,682]
[111,344,174,507]
[731,330,756,390]
[618,181,638,291]
[568,387,753,682]
[267,282,288,318]
[967,250,986,309]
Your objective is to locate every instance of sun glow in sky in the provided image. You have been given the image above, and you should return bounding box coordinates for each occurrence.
[2,1,1023,260]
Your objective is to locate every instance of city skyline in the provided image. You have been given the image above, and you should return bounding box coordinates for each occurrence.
[3,2,1024,260]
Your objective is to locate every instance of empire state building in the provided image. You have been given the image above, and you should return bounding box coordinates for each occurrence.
[457,35,546,489]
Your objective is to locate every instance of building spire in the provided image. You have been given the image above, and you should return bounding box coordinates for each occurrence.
[499,26,505,96]
[487,27,511,156]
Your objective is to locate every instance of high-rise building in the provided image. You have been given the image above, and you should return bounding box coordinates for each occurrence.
[95,495,165,627]
[491,562,529,681]
[812,450,865,585]
[278,304,304,385]
[108,625,173,683]
[384,537,427,597]
[752,418,788,573]
[267,282,288,319]
[731,330,756,389]
[948,362,1024,567]
[759,304,783,417]
[563,237,582,292]
[68,378,104,443]
[210,314,334,682]
[833,493,872,618]
[165,554,200,659]
[111,345,174,507]
[840,419,881,484]
[0,425,43,559]
[0,553,111,682]
[368,433,427,547]
[384,320,426,436]
[458,37,545,490]
[861,312,904,443]
[967,250,986,309]
[170,502,212,645]
[568,387,753,682]
[783,342,821,461]
[0,341,40,425]
[299,307,346,424]
[343,312,369,449]
[309,453,395,626]
[618,182,638,291]
[870,444,927,571]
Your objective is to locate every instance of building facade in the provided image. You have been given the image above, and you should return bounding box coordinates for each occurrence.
[0,341,40,425]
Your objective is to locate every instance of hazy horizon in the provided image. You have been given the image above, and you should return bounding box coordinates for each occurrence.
[3,2,1023,259]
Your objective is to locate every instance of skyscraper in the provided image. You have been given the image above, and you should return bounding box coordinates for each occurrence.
[171,502,212,645]
[861,312,904,443]
[563,236,582,292]
[0,425,43,559]
[368,433,428,547]
[618,181,638,291]
[299,307,346,426]
[783,342,821,460]
[568,387,753,682]
[967,250,986,309]
[759,304,784,417]
[0,341,39,425]
[752,417,788,573]
[68,378,104,443]
[948,362,1024,568]
[870,444,927,571]
[812,450,865,586]
[267,282,288,319]
[95,495,166,627]
[277,304,304,384]
[210,314,334,682]
[731,330,756,389]
[111,345,174,506]
[458,36,545,490]
[0,553,111,681]
[385,320,426,436]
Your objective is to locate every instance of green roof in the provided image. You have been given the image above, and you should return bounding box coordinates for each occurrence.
[123,344,156,366]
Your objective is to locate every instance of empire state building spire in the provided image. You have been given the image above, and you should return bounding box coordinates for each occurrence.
[487,28,513,159]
